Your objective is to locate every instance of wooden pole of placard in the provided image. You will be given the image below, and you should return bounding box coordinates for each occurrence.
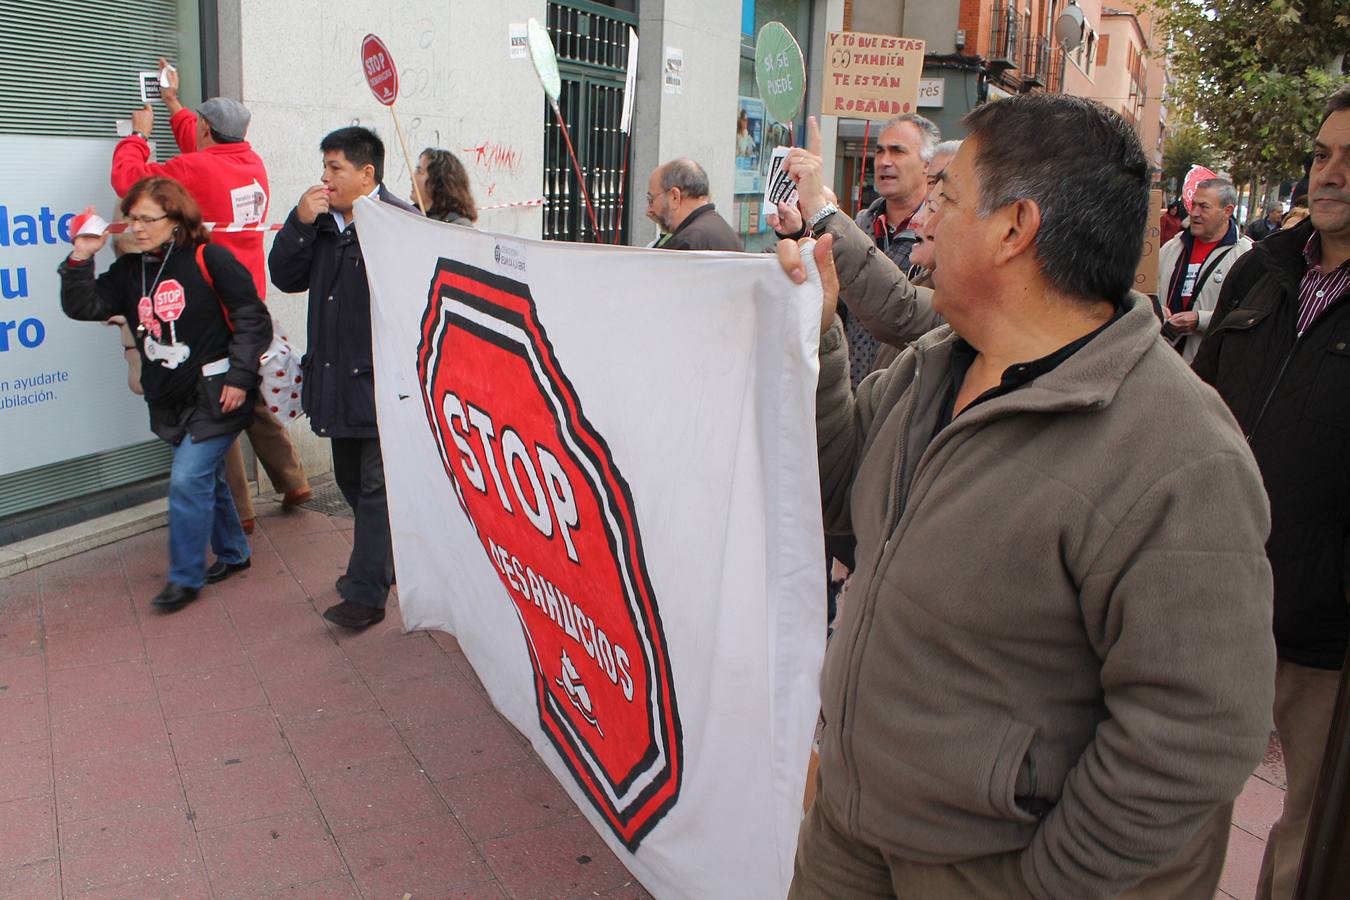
[389,103,426,215]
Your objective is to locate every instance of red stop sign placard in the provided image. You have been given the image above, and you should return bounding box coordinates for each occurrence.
[361,33,399,106]
[153,279,186,322]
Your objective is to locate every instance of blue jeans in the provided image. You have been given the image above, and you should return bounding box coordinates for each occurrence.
[167,432,250,589]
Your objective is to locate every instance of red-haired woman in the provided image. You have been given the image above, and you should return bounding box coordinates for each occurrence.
[60,176,271,610]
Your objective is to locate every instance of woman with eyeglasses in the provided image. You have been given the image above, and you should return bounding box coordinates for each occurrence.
[60,176,272,611]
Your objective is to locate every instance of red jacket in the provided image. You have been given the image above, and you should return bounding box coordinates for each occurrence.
[111,109,271,299]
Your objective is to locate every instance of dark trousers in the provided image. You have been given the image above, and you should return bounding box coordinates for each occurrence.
[331,437,393,609]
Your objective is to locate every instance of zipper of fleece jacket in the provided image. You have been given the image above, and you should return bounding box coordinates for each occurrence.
[839,353,923,830]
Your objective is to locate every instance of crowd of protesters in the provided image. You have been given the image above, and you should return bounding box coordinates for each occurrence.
[55,52,1348,900]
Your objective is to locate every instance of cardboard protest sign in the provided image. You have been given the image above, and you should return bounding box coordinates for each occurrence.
[359,198,826,898]
[1135,189,1165,296]
[823,31,926,120]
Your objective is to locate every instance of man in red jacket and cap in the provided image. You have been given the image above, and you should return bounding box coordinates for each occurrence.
[111,61,311,530]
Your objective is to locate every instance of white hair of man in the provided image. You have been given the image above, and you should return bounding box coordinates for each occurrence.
[879,113,941,163]
[1197,178,1239,208]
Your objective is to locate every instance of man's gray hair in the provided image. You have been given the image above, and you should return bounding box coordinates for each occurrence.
[1197,178,1238,208]
[931,139,962,164]
[879,113,941,162]
[659,158,711,198]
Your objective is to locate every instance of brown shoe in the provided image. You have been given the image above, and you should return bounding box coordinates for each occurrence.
[281,487,313,511]
[240,518,255,535]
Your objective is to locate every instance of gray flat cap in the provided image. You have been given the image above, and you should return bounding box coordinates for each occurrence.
[198,97,251,142]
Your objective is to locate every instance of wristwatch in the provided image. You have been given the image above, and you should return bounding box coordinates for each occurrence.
[806,203,840,234]
[132,130,150,141]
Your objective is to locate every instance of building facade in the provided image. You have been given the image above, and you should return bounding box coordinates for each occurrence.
[0,0,849,541]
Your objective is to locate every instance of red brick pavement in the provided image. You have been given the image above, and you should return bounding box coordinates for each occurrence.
[0,499,1284,899]
[0,500,651,899]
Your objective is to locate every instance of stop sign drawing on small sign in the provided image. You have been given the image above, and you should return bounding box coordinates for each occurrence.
[361,33,399,106]
[153,280,186,321]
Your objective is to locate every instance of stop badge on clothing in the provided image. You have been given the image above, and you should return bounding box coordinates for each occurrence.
[361,33,399,106]
[153,280,186,322]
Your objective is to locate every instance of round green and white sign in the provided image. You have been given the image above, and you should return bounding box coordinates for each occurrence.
[754,22,806,125]
[527,17,562,103]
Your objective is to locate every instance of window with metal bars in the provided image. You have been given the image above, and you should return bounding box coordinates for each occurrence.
[542,1,637,244]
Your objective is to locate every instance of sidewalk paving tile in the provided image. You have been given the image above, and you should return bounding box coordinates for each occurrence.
[0,740,52,804]
[42,596,137,637]
[0,651,47,696]
[180,752,317,830]
[0,859,58,897]
[305,752,445,835]
[54,745,184,823]
[227,600,328,646]
[480,816,633,899]
[48,659,155,713]
[1232,774,1285,842]
[0,693,49,747]
[1218,824,1264,900]
[68,868,212,899]
[58,803,199,894]
[264,672,380,722]
[167,706,288,770]
[336,814,489,898]
[43,624,144,671]
[156,664,266,720]
[52,698,169,762]
[343,631,459,686]
[197,810,346,897]
[437,760,576,842]
[0,795,55,869]
[259,875,361,898]
[0,616,42,660]
[134,595,234,638]
[401,712,533,782]
[284,709,408,772]
[370,671,492,731]
[145,627,249,677]
[247,632,351,683]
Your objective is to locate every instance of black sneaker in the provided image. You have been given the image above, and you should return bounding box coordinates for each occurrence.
[151,582,199,610]
[322,600,385,630]
[206,558,252,584]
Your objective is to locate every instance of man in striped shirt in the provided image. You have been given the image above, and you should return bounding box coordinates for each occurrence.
[1192,83,1350,900]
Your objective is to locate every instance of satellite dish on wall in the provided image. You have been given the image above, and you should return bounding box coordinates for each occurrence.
[1055,2,1085,51]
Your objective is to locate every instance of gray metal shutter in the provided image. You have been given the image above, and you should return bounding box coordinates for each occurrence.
[0,0,185,523]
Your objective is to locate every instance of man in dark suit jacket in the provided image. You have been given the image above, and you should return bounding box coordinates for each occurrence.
[646,158,743,251]
[269,126,419,629]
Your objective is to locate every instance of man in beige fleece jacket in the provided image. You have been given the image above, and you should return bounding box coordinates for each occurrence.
[778,94,1276,898]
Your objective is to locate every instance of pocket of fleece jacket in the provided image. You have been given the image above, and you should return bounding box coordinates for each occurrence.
[987,717,1041,824]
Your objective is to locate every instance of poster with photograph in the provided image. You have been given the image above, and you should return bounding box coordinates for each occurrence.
[735,97,765,195]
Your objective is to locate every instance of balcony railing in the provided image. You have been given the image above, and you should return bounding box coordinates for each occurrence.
[988,2,1020,70]
[1022,37,1050,87]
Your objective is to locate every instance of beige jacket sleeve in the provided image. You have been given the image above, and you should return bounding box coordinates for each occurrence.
[820,211,944,346]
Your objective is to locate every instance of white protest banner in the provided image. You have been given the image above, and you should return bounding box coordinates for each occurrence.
[357,196,826,898]
[823,31,926,120]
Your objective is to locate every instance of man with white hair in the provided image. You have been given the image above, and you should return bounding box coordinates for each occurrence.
[846,113,941,382]
[1158,177,1252,361]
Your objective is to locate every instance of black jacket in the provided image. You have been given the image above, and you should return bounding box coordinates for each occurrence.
[1193,219,1350,669]
[661,203,742,251]
[60,242,270,445]
[268,186,418,439]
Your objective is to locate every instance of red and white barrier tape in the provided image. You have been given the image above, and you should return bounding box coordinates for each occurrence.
[97,198,546,233]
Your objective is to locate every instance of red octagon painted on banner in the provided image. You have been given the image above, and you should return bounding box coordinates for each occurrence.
[361,33,399,106]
